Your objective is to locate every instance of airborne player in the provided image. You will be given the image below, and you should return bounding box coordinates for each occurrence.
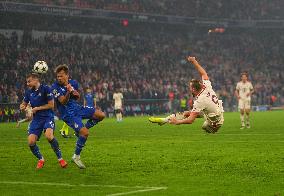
[149,56,224,133]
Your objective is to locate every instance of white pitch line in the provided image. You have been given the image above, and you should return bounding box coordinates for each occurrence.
[216,134,282,136]
[0,181,167,194]
[183,140,284,143]
[107,187,168,196]
[1,139,284,143]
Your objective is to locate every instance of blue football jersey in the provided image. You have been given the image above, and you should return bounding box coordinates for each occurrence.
[23,84,54,119]
[51,79,82,118]
[85,93,95,108]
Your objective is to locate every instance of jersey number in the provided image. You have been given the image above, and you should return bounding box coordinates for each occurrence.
[206,92,219,104]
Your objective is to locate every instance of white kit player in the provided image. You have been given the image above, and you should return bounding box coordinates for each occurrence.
[113,89,123,122]
[149,56,224,133]
[235,73,254,129]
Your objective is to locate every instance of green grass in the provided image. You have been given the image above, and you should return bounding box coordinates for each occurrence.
[0,111,283,196]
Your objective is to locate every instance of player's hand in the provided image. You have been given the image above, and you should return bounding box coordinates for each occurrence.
[169,117,180,125]
[32,107,39,114]
[72,90,80,98]
[246,93,250,97]
[187,56,197,63]
[66,84,74,92]
[20,103,26,111]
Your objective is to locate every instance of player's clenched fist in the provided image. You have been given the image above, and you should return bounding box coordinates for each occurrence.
[187,56,196,62]
[66,83,74,92]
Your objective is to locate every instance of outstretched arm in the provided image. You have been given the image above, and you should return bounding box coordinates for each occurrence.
[187,56,209,80]
[168,112,199,125]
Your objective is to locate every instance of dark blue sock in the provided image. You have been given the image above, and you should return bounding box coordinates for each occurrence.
[75,136,87,155]
[49,138,62,160]
[29,144,43,160]
[85,119,100,129]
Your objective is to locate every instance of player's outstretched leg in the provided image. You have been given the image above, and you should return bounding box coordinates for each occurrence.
[45,128,67,168]
[28,134,44,169]
[149,113,185,126]
[149,116,168,125]
[59,122,70,138]
[85,109,105,129]
[72,127,89,169]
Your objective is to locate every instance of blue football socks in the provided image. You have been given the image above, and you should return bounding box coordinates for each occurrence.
[29,144,43,160]
[85,118,100,129]
[75,136,87,155]
[49,138,62,160]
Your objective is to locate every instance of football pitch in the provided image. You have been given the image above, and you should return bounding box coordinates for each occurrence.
[0,111,283,196]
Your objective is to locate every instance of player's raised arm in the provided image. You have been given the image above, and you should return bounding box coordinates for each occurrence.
[187,56,209,80]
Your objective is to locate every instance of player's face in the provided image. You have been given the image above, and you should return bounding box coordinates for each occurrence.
[57,70,69,85]
[189,82,193,93]
[241,75,248,82]
[26,77,38,89]
[189,82,196,96]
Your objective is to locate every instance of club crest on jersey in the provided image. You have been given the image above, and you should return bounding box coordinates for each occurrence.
[74,123,78,128]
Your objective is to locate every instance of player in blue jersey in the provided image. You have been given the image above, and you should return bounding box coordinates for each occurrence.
[84,87,96,108]
[59,87,97,138]
[52,64,105,169]
[20,73,67,169]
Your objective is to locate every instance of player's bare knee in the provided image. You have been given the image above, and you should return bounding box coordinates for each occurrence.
[80,128,89,138]
[28,136,36,146]
[44,129,54,141]
[95,110,105,120]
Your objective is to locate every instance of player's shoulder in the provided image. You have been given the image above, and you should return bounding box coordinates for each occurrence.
[69,79,78,85]
[41,83,51,89]
[202,79,211,84]
[202,79,212,88]
[51,81,60,89]
[24,88,32,95]
[237,81,242,85]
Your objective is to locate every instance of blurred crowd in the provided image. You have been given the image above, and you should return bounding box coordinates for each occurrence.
[0,25,283,120]
[0,106,21,122]
[7,0,283,20]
